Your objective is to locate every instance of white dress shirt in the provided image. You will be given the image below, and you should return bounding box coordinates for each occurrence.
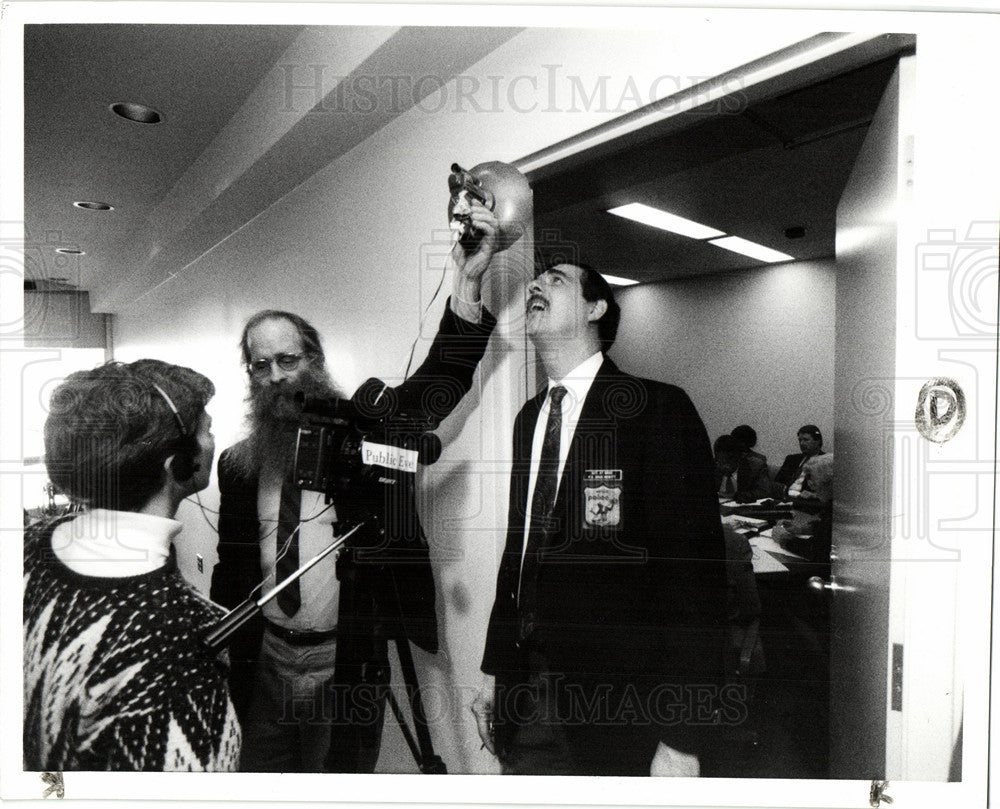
[257,464,340,632]
[519,351,604,581]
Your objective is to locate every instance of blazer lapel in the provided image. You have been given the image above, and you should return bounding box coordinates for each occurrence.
[515,389,545,465]
[506,388,546,543]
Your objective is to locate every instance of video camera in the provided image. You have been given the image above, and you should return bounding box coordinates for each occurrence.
[292,378,442,525]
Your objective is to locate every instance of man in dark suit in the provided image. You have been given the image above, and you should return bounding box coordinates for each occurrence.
[473,262,729,776]
[211,203,499,772]
[730,424,767,467]
[773,424,825,498]
[714,434,772,503]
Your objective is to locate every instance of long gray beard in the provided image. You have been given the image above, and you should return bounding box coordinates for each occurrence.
[226,365,343,480]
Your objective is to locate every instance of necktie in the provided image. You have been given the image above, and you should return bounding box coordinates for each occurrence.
[788,457,809,498]
[275,474,302,616]
[518,386,568,634]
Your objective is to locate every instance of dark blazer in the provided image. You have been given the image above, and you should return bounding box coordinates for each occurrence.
[774,450,826,495]
[774,452,807,490]
[210,302,495,770]
[481,358,729,776]
[715,453,771,502]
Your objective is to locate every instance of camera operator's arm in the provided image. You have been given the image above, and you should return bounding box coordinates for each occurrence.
[448,200,499,325]
[384,201,499,427]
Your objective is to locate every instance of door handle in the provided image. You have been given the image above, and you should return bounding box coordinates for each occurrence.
[808,575,856,593]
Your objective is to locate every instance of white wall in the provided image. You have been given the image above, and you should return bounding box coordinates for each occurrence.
[611,258,836,468]
[110,25,817,775]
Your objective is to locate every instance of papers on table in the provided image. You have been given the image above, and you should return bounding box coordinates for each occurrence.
[721,513,769,540]
[723,514,768,529]
[751,529,809,562]
[721,514,809,573]
[750,546,789,574]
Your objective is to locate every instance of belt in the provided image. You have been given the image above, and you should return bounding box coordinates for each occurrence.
[265,619,338,646]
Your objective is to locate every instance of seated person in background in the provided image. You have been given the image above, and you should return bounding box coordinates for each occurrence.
[773,424,825,499]
[714,434,771,503]
[23,360,241,771]
[730,424,767,467]
[772,453,834,563]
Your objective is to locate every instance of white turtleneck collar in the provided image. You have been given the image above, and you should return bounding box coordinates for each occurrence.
[50,508,181,577]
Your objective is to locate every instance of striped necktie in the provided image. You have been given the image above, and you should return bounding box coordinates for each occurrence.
[518,385,568,635]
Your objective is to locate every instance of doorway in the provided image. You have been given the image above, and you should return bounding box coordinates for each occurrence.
[518,35,914,779]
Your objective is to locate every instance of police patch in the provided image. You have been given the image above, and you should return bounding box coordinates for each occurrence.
[583,469,622,528]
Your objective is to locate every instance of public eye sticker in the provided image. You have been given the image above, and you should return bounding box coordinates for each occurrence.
[583,469,622,528]
[361,440,418,474]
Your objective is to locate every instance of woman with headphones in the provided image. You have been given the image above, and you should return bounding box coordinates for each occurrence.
[23,358,240,771]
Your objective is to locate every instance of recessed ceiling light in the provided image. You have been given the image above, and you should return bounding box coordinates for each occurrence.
[602,274,639,287]
[110,101,163,124]
[708,236,794,263]
[73,201,114,211]
[54,248,85,256]
[608,203,725,240]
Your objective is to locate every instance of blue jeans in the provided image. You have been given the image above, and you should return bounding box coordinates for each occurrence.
[239,630,338,772]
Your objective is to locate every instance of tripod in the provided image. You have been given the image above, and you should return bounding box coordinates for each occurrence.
[379,563,447,774]
[202,516,447,774]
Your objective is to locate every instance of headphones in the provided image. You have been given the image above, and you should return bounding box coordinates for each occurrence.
[150,383,200,482]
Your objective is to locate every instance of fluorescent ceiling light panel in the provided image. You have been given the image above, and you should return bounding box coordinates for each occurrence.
[607,203,725,240]
[602,274,639,287]
[708,236,795,263]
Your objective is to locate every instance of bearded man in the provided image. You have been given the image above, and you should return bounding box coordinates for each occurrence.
[211,203,499,772]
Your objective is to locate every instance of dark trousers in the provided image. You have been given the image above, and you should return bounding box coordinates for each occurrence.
[496,646,579,775]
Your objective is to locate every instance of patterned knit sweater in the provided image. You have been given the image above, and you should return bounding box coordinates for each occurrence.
[23,516,241,771]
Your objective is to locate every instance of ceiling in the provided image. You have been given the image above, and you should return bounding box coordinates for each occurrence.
[22,24,522,309]
[23,24,304,289]
[23,25,901,300]
[532,56,900,282]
